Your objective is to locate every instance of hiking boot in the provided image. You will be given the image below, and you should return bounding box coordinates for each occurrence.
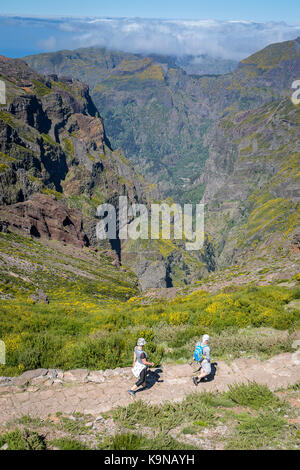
[193,377,198,387]
[128,390,136,396]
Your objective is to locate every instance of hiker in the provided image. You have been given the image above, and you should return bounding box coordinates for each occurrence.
[128,338,154,396]
[192,334,211,386]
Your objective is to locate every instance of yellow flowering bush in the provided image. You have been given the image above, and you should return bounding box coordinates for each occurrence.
[3,334,22,353]
[0,274,299,375]
[168,311,189,325]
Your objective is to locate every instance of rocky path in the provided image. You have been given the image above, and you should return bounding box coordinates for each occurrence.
[0,353,300,425]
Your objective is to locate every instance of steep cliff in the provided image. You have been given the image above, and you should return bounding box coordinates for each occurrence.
[200,97,300,273]
[23,38,300,278]
[24,39,300,203]
[0,56,210,289]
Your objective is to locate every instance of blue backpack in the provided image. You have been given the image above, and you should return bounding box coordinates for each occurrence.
[194,342,205,363]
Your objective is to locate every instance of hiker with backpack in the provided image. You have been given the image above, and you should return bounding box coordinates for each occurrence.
[128,338,154,396]
[192,334,211,386]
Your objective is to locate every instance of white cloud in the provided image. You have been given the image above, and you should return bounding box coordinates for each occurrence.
[2,16,300,60]
[38,35,57,50]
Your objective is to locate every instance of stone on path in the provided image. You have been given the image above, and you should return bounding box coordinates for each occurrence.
[63,369,89,383]
[12,369,48,387]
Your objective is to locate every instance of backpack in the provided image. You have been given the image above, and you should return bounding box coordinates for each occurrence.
[194,342,205,363]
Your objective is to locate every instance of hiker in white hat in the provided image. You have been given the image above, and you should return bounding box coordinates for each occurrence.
[128,338,154,396]
[192,334,211,386]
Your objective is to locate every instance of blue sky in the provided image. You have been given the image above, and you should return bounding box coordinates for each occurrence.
[1,0,300,23]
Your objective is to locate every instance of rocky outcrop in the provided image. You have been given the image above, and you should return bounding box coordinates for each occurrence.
[292,234,300,254]
[0,193,89,248]
[131,256,170,291]
[30,289,50,304]
[0,366,130,389]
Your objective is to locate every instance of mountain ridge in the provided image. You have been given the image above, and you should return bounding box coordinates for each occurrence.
[24,38,300,202]
[0,55,212,290]
[23,37,300,276]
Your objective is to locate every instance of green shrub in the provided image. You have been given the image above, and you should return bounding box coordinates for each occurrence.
[99,432,198,450]
[50,438,90,450]
[290,382,300,391]
[112,393,216,431]
[182,426,198,435]
[226,382,279,409]
[226,409,286,449]
[104,433,144,450]
[0,429,46,450]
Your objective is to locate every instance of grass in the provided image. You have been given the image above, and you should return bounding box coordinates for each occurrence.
[50,438,90,450]
[226,381,281,409]
[0,429,46,450]
[16,416,44,427]
[289,382,300,391]
[181,425,200,435]
[226,409,287,450]
[99,432,197,450]
[107,383,298,450]
[111,394,217,432]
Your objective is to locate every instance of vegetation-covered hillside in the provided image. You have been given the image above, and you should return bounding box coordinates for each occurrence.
[0,55,212,294]
[0,40,300,451]
[25,38,300,203]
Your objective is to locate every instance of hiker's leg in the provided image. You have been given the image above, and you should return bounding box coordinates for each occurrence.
[199,360,211,381]
[193,370,207,383]
[198,370,208,380]
[129,369,147,395]
[140,368,147,388]
[192,362,202,384]
[135,368,147,389]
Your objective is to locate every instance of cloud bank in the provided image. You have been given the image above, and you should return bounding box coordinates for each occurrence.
[1,16,300,60]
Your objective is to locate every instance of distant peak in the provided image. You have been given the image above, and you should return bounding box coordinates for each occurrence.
[240,37,300,70]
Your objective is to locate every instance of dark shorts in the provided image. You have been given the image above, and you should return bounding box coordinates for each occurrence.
[136,367,147,387]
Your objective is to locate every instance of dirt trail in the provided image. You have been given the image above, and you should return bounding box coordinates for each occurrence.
[0,352,300,425]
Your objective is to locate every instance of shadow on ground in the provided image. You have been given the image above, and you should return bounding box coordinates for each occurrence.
[202,362,218,383]
[135,368,164,394]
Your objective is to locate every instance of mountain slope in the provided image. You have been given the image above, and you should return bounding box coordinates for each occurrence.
[0,56,211,290]
[24,39,300,202]
[201,97,300,273]
[23,38,300,277]
[24,48,214,200]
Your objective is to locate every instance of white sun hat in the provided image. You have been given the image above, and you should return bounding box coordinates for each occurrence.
[202,334,210,342]
[137,338,147,346]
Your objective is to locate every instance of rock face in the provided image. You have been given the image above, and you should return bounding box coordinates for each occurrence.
[0,193,89,247]
[12,368,48,386]
[23,38,300,278]
[199,96,300,267]
[24,38,300,202]
[292,234,300,254]
[30,289,50,304]
[2,37,299,285]
[0,55,146,208]
[0,55,209,288]
[63,369,89,383]
[131,257,170,291]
